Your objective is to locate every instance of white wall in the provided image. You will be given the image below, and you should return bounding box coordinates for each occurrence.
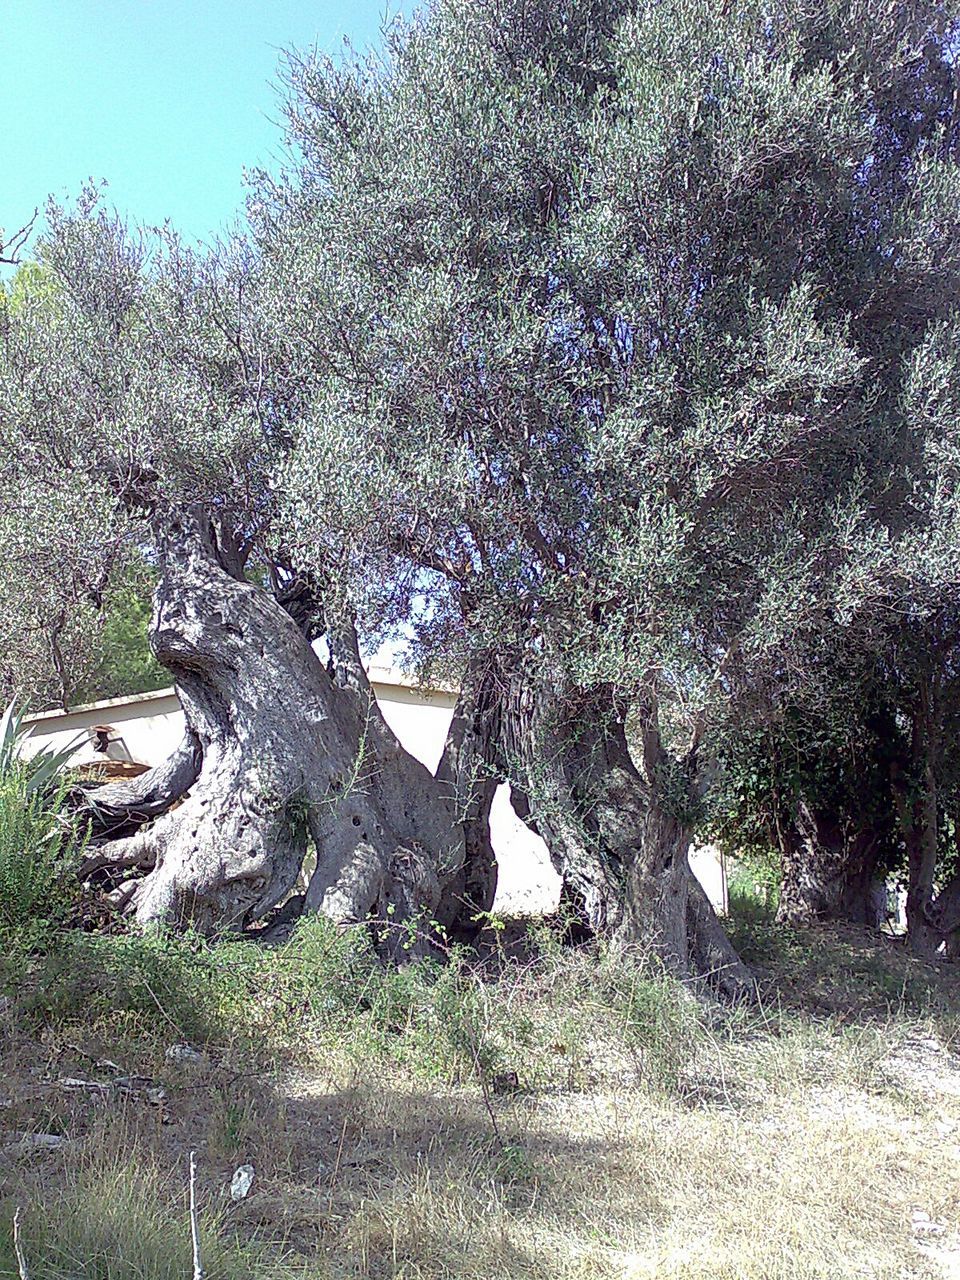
[22,676,724,916]
[363,671,564,914]
[21,689,185,770]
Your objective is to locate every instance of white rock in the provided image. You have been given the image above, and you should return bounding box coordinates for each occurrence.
[58,1076,110,1094]
[230,1164,255,1201]
[165,1043,205,1065]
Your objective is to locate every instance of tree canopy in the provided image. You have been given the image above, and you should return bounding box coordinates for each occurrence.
[1,0,959,967]
[252,0,960,957]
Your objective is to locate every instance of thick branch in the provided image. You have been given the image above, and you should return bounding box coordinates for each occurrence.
[72,730,201,839]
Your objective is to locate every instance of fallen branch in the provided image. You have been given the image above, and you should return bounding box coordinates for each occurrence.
[12,1206,30,1280]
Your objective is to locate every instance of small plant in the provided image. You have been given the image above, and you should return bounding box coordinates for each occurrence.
[0,699,85,796]
[0,766,80,953]
[0,698,88,955]
[726,853,781,932]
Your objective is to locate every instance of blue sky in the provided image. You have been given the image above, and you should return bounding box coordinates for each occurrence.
[2,1,399,258]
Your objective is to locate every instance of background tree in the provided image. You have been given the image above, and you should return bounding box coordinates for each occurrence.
[708,697,901,929]
[73,557,170,704]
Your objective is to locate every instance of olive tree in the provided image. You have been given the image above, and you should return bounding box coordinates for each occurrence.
[258,0,960,992]
[0,202,476,942]
[713,304,960,953]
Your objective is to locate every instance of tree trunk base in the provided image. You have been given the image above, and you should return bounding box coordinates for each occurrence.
[77,510,466,941]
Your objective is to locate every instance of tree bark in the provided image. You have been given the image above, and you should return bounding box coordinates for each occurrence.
[775,801,884,928]
[80,509,466,940]
[73,731,201,846]
[501,674,754,1000]
[903,772,942,958]
[928,871,960,942]
[433,657,502,940]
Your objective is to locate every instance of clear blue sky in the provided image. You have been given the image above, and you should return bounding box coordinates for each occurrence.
[2,1,399,256]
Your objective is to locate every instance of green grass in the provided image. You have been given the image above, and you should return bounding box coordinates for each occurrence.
[3,916,960,1279]
[2,916,704,1102]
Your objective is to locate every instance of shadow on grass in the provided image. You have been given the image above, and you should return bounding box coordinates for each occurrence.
[727,913,960,1037]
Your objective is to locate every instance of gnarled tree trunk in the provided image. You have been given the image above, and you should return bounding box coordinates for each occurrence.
[776,801,885,928]
[928,871,960,959]
[78,509,466,943]
[432,656,502,940]
[498,673,754,1001]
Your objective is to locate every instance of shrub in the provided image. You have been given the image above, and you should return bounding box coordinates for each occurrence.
[0,765,79,953]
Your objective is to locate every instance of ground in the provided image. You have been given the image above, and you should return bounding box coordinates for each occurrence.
[1,915,959,1280]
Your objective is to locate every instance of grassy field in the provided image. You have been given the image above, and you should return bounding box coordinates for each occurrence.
[0,912,959,1280]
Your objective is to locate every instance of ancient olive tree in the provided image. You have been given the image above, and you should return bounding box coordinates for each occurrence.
[254,0,960,992]
[708,698,902,929]
[0,205,475,942]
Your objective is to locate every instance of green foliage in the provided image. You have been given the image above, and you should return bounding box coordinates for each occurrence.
[251,0,960,888]
[0,699,85,795]
[0,197,278,705]
[6,915,703,1098]
[0,766,78,952]
[265,0,960,694]
[726,854,781,936]
[707,702,904,885]
[0,700,86,952]
[74,561,169,702]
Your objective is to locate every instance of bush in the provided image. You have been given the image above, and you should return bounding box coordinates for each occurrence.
[0,766,79,952]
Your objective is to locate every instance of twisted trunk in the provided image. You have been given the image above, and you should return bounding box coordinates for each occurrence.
[776,802,885,928]
[74,732,201,848]
[79,510,465,941]
[928,870,960,944]
[433,658,501,939]
[500,674,753,1000]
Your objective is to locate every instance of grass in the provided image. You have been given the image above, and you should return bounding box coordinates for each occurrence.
[1,913,960,1278]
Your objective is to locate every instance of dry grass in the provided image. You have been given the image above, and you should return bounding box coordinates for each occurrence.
[2,919,960,1279]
